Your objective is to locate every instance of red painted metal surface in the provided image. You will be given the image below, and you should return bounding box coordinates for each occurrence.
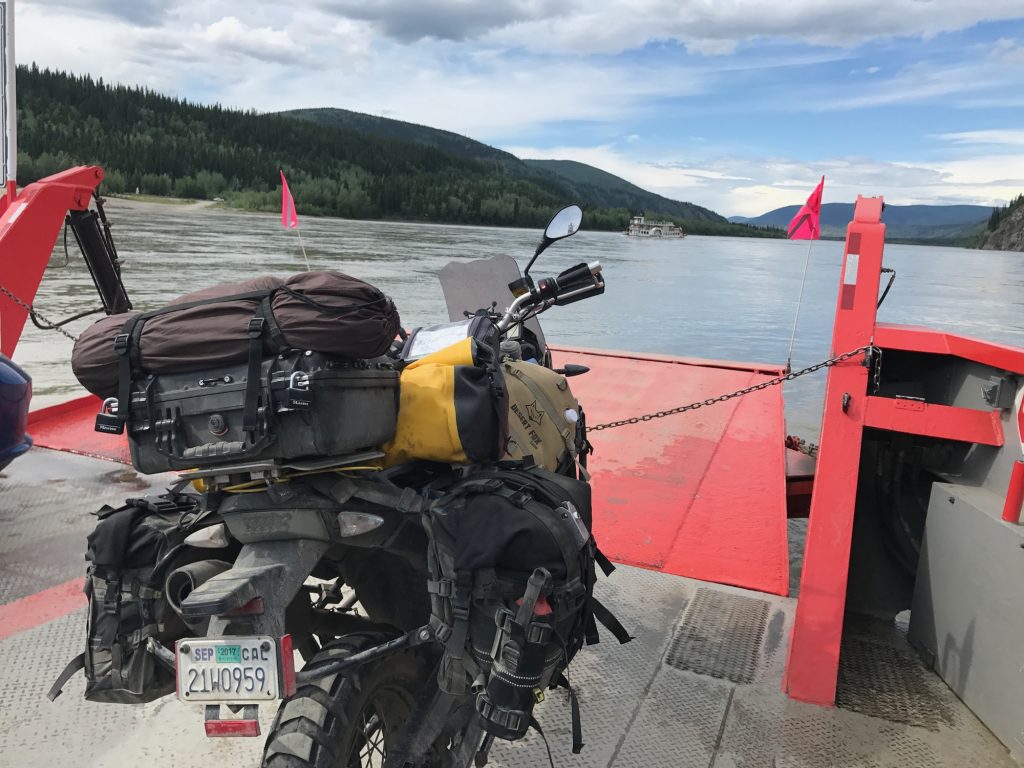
[864,396,1004,447]
[874,324,1024,375]
[553,347,790,595]
[0,166,104,357]
[0,577,84,642]
[29,394,130,463]
[1003,461,1024,524]
[783,196,885,706]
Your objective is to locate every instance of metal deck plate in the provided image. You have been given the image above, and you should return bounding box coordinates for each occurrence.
[0,449,1017,767]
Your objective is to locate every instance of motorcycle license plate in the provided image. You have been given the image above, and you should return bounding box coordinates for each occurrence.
[176,636,281,703]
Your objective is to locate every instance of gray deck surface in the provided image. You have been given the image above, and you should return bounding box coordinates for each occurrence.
[0,448,1017,767]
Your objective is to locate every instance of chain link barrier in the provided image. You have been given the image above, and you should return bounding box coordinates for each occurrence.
[0,283,81,343]
[586,345,876,433]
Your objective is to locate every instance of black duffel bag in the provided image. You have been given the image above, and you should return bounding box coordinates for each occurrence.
[72,271,401,399]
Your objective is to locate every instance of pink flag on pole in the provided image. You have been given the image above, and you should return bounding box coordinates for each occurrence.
[787,176,824,240]
[280,171,298,229]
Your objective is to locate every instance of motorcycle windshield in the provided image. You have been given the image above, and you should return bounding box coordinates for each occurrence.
[438,255,546,347]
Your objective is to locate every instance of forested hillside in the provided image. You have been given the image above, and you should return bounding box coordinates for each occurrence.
[980,194,1024,251]
[16,65,773,235]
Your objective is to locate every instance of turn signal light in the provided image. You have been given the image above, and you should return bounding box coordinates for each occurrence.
[336,511,385,537]
[184,523,230,549]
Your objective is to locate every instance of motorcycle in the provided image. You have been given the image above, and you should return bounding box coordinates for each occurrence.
[63,205,607,768]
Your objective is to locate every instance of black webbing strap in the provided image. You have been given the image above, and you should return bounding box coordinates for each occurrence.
[47,653,85,701]
[590,596,633,645]
[594,546,616,577]
[554,671,585,753]
[444,571,473,694]
[242,316,265,435]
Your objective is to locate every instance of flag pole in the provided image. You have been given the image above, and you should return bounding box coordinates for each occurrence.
[785,238,813,372]
[294,223,310,272]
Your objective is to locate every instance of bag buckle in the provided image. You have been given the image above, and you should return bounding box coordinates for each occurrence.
[113,333,130,356]
[247,317,265,338]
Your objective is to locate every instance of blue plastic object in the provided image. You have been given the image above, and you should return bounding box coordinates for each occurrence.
[0,354,32,470]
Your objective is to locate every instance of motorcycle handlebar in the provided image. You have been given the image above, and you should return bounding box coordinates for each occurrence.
[497,262,603,331]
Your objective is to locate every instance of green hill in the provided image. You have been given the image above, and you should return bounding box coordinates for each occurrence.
[523,159,721,223]
[16,65,775,236]
[283,109,725,225]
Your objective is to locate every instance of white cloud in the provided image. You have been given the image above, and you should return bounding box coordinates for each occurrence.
[936,130,1024,147]
[483,0,1024,56]
[504,144,1024,216]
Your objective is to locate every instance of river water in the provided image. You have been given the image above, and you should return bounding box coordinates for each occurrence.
[13,201,1024,439]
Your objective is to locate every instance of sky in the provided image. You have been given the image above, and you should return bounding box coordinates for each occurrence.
[14,0,1024,216]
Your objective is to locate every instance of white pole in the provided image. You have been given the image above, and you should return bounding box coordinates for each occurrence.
[0,0,15,192]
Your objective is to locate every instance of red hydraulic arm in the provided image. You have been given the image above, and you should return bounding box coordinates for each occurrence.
[0,165,105,357]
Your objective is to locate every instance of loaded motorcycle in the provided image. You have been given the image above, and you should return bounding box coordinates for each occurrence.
[50,205,626,768]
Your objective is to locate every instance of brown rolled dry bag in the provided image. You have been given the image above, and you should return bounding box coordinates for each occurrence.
[72,271,401,398]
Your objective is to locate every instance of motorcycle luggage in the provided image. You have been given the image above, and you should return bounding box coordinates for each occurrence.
[48,490,208,704]
[383,337,508,466]
[503,360,581,473]
[422,464,630,750]
[128,351,400,474]
[72,271,401,399]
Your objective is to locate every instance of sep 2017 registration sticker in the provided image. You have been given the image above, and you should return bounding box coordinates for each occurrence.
[176,636,281,703]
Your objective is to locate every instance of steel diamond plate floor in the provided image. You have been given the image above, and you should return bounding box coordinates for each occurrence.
[0,448,1017,767]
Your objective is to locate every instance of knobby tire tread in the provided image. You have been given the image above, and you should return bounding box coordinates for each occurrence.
[262,631,426,768]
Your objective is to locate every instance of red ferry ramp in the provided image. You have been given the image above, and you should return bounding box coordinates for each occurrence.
[550,346,791,595]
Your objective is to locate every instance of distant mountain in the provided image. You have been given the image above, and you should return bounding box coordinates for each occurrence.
[730,202,992,242]
[523,159,722,223]
[283,109,723,223]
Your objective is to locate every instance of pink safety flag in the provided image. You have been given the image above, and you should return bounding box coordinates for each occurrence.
[787,176,824,240]
[281,171,298,229]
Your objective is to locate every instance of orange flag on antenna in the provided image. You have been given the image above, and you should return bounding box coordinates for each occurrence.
[280,171,298,229]
[787,176,824,240]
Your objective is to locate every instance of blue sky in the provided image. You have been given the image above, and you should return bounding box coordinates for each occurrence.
[16,0,1024,216]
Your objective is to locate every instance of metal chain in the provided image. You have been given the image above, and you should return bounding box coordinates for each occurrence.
[0,283,80,342]
[586,345,876,432]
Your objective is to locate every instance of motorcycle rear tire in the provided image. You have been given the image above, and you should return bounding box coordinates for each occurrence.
[261,631,433,768]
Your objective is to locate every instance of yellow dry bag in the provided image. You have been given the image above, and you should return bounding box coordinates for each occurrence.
[383,338,509,466]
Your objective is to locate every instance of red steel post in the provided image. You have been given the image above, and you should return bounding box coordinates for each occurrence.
[1002,461,1024,524]
[782,196,885,706]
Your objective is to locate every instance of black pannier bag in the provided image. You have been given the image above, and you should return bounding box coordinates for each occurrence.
[423,464,630,752]
[48,490,209,704]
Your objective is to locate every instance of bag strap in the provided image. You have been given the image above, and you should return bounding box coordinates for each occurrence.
[590,596,632,645]
[47,653,86,701]
[242,315,266,435]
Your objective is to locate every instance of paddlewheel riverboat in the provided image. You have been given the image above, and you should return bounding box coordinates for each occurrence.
[624,213,686,238]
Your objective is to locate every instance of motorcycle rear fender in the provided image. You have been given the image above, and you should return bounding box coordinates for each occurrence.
[180,538,329,638]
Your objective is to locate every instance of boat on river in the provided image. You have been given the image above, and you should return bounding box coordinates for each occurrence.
[624,212,686,237]
[1,9,1023,767]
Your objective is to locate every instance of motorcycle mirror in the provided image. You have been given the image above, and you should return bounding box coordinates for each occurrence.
[524,204,584,279]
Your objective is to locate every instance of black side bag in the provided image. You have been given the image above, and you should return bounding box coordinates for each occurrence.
[49,491,206,704]
[423,465,629,748]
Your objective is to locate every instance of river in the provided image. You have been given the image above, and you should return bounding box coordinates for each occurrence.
[12,200,1024,440]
